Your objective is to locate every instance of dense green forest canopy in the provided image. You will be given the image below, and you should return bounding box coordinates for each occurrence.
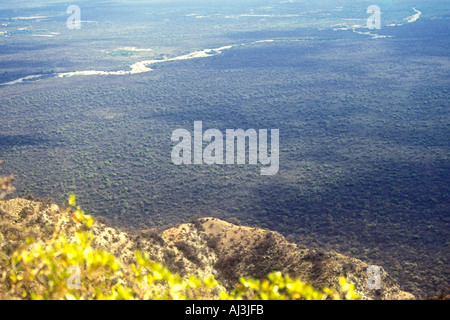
[0,0,449,297]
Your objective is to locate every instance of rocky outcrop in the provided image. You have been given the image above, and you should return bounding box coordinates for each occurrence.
[0,198,414,300]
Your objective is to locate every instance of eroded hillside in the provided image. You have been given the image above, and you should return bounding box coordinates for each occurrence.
[0,198,413,300]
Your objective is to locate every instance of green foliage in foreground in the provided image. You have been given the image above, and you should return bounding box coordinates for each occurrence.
[0,196,359,300]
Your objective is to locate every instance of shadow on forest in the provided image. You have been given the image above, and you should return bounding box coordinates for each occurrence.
[0,134,53,150]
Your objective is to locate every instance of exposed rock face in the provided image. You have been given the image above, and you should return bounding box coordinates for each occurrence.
[0,198,414,300]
